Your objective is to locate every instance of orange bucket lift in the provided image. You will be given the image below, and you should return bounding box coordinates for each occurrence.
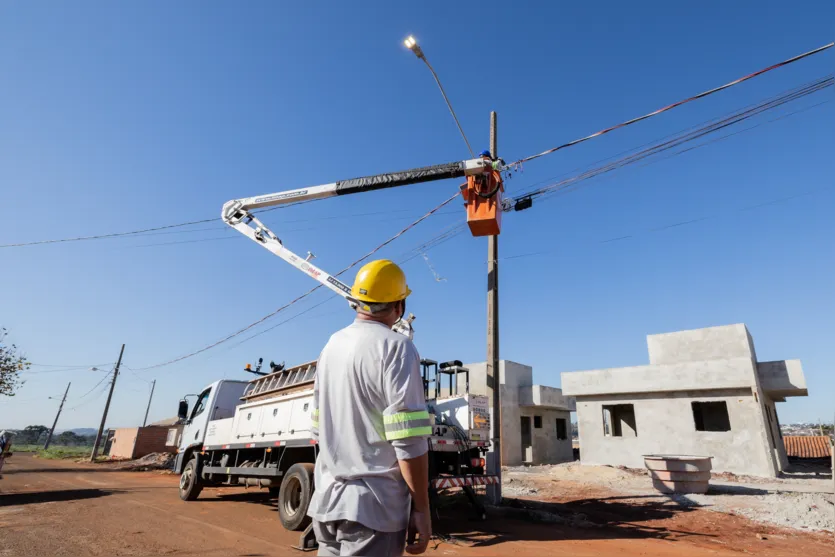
[461,168,504,237]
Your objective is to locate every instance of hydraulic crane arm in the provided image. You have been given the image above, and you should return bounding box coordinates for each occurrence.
[221,158,494,337]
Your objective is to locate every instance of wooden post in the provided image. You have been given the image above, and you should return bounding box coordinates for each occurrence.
[90,344,124,461]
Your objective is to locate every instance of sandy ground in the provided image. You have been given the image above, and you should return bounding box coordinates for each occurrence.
[503,462,835,532]
[0,454,832,556]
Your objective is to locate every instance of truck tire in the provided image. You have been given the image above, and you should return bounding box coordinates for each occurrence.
[278,463,314,531]
[179,457,203,501]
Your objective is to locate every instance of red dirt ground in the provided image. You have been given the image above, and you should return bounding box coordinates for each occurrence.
[0,454,831,556]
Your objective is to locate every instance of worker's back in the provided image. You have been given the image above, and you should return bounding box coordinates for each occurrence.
[309,318,428,533]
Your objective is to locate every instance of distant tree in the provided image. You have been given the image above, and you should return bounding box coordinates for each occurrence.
[0,327,30,396]
[55,431,93,447]
[18,425,49,444]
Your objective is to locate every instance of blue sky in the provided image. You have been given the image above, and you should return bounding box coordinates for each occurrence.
[1,2,833,431]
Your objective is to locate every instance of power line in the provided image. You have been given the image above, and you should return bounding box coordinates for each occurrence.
[28,362,111,368]
[223,295,342,350]
[126,211,460,249]
[497,188,822,263]
[24,362,114,374]
[507,42,834,167]
[134,191,461,371]
[0,203,459,250]
[0,197,316,249]
[68,382,111,411]
[66,371,113,409]
[402,78,832,263]
[0,218,218,249]
[504,74,831,200]
[130,82,827,364]
[120,365,153,384]
[520,77,831,203]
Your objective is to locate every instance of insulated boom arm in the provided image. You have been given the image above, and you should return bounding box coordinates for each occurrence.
[221,158,493,337]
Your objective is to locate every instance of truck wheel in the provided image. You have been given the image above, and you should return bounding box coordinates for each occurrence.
[179,457,203,501]
[278,463,314,531]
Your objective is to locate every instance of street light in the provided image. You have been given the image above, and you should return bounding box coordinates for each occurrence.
[401,35,473,157]
[403,35,424,59]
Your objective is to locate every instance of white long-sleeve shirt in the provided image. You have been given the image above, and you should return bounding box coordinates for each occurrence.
[307,319,431,532]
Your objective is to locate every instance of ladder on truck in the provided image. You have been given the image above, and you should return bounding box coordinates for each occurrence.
[242,361,317,401]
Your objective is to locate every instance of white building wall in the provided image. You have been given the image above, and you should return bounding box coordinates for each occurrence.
[462,360,573,467]
[575,388,775,476]
[563,324,806,477]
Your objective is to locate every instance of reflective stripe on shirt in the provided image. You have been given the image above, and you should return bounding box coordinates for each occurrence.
[383,410,432,440]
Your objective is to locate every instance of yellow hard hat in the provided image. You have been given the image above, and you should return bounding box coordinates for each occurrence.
[351,259,411,303]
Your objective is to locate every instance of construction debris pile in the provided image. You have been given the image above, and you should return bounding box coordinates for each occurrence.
[111,452,175,471]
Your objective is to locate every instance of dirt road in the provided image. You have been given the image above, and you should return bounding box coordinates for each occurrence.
[1,454,830,556]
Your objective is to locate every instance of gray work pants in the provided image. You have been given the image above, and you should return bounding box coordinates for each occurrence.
[313,520,406,557]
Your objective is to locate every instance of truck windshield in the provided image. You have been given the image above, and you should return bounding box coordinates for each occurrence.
[191,388,210,420]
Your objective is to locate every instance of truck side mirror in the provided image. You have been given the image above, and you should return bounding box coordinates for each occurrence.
[177,399,189,422]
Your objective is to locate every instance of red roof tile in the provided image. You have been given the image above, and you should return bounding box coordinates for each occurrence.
[783,435,832,459]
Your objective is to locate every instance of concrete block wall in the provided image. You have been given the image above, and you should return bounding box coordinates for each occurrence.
[520,385,576,411]
[134,427,175,458]
[109,427,139,459]
[561,358,757,397]
[647,324,755,365]
[574,388,776,476]
[461,361,574,467]
[763,396,789,470]
[108,426,176,460]
[562,324,807,477]
[757,360,807,395]
[518,408,573,465]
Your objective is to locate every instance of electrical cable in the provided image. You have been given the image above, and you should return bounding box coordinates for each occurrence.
[520,76,831,203]
[120,365,153,384]
[400,77,832,264]
[5,44,830,251]
[505,73,832,200]
[498,188,822,263]
[223,295,341,350]
[67,371,113,405]
[134,191,462,371]
[0,218,218,249]
[0,197,313,249]
[28,362,111,368]
[133,77,832,373]
[126,211,460,249]
[68,381,111,411]
[24,362,115,374]
[506,42,833,168]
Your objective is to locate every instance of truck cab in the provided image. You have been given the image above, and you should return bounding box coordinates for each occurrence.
[174,379,248,474]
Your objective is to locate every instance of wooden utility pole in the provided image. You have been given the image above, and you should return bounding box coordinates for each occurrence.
[142,379,156,427]
[43,382,71,451]
[90,344,125,461]
[486,111,502,504]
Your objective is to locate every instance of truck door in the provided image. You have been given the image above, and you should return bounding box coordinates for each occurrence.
[183,388,212,448]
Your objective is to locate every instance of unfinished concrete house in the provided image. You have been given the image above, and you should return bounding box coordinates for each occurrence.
[443,360,575,466]
[561,324,807,477]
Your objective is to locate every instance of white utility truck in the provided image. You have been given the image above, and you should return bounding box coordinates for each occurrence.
[174,358,496,549]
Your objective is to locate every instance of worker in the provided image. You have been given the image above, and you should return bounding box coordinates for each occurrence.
[308,259,432,556]
[0,430,11,477]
